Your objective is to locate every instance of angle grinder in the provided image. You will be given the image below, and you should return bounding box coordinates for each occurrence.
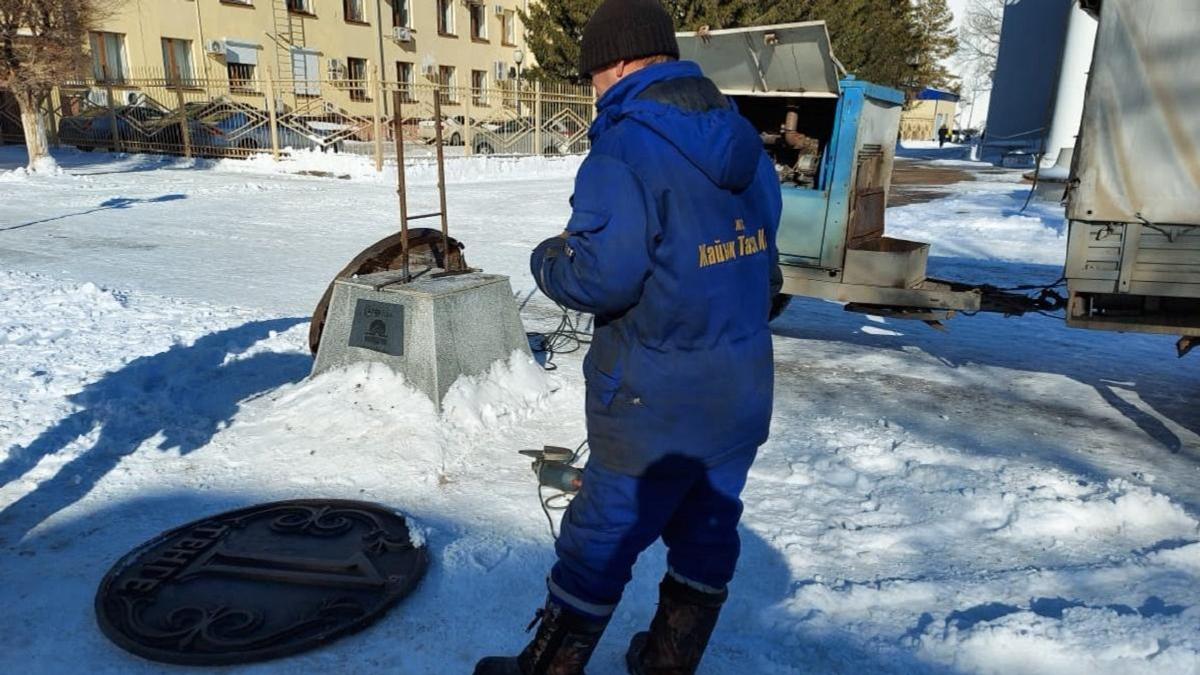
[520,446,584,494]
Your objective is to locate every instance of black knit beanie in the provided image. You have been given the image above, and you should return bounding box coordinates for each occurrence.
[579,0,680,77]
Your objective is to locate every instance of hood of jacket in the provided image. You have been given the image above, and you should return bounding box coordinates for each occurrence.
[590,60,763,192]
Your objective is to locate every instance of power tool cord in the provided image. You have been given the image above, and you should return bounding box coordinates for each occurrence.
[527,304,592,371]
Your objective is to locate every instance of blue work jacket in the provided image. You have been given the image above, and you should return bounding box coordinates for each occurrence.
[532,60,782,475]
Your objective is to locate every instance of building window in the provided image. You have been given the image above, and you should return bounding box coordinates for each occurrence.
[161,38,195,87]
[438,65,457,104]
[469,3,487,41]
[228,63,256,93]
[397,61,416,102]
[392,0,411,27]
[344,0,367,23]
[288,0,313,14]
[292,47,320,96]
[471,70,487,106]
[502,10,516,46]
[347,57,369,101]
[89,32,128,82]
[437,0,455,36]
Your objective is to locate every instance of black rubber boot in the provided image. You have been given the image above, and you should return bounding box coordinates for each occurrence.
[626,574,728,675]
[475,599,609,675]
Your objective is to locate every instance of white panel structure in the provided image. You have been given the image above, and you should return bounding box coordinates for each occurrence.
[1069,0,1200,225]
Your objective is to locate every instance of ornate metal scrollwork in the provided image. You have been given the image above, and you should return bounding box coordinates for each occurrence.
[96,499,428,665]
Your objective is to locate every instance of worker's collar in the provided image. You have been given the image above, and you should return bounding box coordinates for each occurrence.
[596,60,705,112]
[591,61,706,139]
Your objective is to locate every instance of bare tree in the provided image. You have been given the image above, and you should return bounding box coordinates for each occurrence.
[957,0,1006,89]
[0,0,111,170]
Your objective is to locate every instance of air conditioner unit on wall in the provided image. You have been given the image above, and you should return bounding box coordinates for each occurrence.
[494,4,505,16]
[204,39,227,55]
[328,58,345,79]
[393,26,414,43]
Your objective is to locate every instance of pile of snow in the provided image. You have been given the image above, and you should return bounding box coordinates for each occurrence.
[1151,542,1200,575]
[0,156,65,181]
[274,351,555,437]
[1002,478,1199,545]
[442,352,557,433]
[922,605,1199,675]
[30,155,62,175]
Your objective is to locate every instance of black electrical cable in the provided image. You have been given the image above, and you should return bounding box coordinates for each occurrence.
[570,438,589,465]
[538,484,559,540]
[959,275,1068,319]
[984,276,1066,293]
[527,304,592,371]
[1020,153,1044,214]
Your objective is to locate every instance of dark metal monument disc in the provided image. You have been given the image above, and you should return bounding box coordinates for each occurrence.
[95,499,428,665]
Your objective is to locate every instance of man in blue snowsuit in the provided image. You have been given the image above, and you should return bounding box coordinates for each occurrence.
[475,1,781,673]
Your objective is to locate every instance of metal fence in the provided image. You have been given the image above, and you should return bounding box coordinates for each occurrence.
[1,68,596,167]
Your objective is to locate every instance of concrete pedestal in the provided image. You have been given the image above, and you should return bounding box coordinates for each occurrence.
[311,270,530,407]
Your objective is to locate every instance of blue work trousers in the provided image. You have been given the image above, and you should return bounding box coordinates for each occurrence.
[548,451,756,620]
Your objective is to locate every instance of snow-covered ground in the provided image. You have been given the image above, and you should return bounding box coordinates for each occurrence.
[1,145,1198,674]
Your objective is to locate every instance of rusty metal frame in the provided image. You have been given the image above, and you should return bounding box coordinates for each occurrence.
[781,266,983,313]
[390,89,467,284]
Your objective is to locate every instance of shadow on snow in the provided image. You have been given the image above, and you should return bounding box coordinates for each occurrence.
[1,194,188,232]
[0,318,311,544]
[770,256,1199,501]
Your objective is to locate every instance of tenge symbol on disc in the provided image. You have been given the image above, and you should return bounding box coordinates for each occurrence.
[95,499,428,665]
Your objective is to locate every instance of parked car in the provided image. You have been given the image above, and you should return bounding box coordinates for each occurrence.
[61,102,344,155]
[414,115,504,146]
[61,105,181,151]
[472,118,581,156]
[185,102,344,153]
[414,117,450,145]
[414,115,462,145]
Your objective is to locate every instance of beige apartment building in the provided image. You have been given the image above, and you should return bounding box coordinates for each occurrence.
[88,0,533,114]
[899,88,961,141]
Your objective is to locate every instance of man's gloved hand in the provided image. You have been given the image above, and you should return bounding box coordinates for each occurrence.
[531,232,572,298]
[534,232,570,262]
